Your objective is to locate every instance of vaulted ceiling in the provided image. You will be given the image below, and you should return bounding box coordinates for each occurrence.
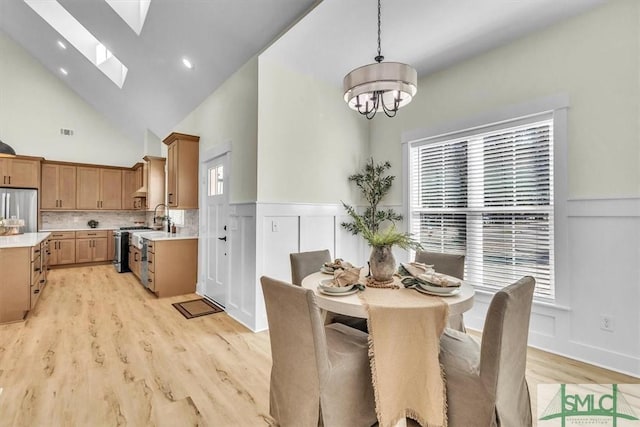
[1,0,605,144]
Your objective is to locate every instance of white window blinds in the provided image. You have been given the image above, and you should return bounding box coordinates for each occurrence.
[409,115,555,298]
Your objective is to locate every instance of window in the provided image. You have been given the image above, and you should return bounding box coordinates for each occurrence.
[408,113,554,298]
[208,165,224,196]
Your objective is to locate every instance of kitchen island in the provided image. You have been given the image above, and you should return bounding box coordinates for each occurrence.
[0,232,50,323]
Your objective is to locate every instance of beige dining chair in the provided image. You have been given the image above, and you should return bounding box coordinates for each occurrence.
[439,276,535,427]
[414,251,466,331]
[261,276,377,427]
[290,250,367,332]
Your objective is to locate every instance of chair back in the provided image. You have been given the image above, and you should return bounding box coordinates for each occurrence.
[260,276,328,426]
[415,251,465,279]
[480,276,535,427]
[290,249,331,285]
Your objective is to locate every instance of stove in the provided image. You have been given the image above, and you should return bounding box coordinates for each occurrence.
[119,226,152,231]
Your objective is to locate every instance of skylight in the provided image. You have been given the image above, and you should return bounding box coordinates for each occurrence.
[105,0,151,36]
[24,0,128,88]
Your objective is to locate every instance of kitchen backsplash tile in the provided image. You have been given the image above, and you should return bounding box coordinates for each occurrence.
[41,211,148,230]
[145,209,199,236]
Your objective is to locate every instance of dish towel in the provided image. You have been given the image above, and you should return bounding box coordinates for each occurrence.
[359,288,449,427]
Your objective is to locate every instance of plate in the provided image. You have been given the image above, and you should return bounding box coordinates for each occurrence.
[318,279,355,294]
[418,282,461,294]
[415,286,460,297]
[320,267,334,275]
[318,287,360,297]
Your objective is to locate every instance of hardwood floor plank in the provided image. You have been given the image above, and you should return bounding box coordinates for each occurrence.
[0,265,636,426]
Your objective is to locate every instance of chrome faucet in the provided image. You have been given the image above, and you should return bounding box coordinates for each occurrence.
[153,203,171,232]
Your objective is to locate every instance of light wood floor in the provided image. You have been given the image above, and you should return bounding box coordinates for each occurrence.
[0,265,637,426]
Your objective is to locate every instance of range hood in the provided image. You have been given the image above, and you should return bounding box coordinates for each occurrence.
[132,185,147,198]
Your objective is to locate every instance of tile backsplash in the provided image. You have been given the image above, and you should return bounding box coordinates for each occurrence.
[41,211,148,230]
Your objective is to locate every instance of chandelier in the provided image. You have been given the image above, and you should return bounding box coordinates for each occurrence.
[343,0,417,119]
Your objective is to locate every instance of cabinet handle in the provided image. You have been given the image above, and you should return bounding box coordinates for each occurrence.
[34,268,40,272]
[2,176,4,184]
[88,233,96,236]
[40,279,45,284]
[34,249,41,253]
[34,289,40,294]
[8,176,10,185]
[60,200,63,207]
[148,279,152,283]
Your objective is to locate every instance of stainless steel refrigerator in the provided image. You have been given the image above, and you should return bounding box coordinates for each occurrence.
[0,188,38,232]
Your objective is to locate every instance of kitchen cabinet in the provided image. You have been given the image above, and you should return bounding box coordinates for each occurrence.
[133,156,165,211]
[163,133,199,209]
[49,231,76,266]
[128,244,141,279]
[75,230,108,263]
[0,156,40,188]
[107,230,115,261]
[41,163,76,209]
[146,238,197,298]
[0,247,31,323]
[76,167,122,210]
[122,163,142,210]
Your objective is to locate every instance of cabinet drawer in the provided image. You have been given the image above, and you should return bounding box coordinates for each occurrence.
[147,270,155,291]
[31,256,42,284]
[49,231,76,240]
[31,245,42,260]
[147,241,155,253]
[147,252,155,272]
[76,230,108,239]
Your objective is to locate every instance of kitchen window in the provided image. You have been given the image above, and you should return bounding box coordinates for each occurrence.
[407,112,555,298]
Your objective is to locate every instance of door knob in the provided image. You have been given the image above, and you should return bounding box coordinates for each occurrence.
[218,236,227,241]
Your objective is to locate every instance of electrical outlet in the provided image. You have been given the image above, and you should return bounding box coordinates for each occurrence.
[271,220,279,233]
[600,315,614,332]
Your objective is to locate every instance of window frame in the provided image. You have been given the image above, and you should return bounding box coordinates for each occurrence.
[402,95,569,304]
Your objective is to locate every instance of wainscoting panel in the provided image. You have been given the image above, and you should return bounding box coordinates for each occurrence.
[300,216,335,254]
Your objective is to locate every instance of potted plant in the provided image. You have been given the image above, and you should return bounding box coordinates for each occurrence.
[342,159,422,283]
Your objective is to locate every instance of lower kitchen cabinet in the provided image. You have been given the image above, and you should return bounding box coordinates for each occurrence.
[76,231,109,263]
[50,231,76,266]
[128,245,141,279]
[146,238,197,298]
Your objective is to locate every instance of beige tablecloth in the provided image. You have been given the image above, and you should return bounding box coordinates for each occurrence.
[359,288,449,427]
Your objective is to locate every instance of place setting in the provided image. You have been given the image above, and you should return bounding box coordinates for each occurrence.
[317,260,364,297]
[398,262,462,297]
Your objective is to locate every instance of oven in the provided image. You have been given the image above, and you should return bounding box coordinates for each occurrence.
[113,226,151,273]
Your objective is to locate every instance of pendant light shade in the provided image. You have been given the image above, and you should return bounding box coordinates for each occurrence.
[343,0,417,119]
[0,139,16,157]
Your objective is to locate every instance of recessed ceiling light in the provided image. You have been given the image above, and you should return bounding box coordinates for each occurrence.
[182,58,193,69]
[60,68,68,76]
[57,40,66,50]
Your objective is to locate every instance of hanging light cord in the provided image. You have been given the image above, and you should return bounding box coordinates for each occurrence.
[375,0,384,63]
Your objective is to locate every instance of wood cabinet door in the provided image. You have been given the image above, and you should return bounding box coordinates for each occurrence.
[75,239,93,263]
[0,248,31,323]
[49,241,60,265]
[167,143,178,207]
[122,170,137,210]
[100,168,122,209]
[40,164,59,209]
[92,238,109,262]
[58,165,76,209]
[57,240,76,265]
[107,231,115,261]
[6,158,39,188]
[76,167,100,209]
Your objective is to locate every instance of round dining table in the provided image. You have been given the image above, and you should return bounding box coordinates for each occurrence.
[301,271,475,318]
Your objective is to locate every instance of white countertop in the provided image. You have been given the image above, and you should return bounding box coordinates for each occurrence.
[131,231,198,241]
[0,232,51,249]
[40,227,118,232]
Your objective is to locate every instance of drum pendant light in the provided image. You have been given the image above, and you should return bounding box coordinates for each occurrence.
[343,0,417,119]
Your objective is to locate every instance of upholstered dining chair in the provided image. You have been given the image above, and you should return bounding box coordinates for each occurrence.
[415,251,466,331]
[439,276,535,427]
[261,276,377,427]
[290,250,368,332]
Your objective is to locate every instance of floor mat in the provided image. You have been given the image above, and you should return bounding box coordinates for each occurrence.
[172,298,224,319]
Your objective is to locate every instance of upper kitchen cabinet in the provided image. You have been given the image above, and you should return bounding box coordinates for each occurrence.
[133,156,165,211]
[76,167,122,210]
[122,163,142,210]
[41,162,76,210]
[163,133,199,209]
[0,156,41,188]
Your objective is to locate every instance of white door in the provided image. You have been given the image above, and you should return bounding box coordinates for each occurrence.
[204,154,229,307]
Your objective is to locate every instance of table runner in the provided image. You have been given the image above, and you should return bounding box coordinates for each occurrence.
[359,288,449,427]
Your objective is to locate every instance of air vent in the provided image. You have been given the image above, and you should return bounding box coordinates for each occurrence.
[60,128,74,136]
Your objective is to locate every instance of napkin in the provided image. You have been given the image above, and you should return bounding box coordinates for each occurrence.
[398,262,461,289]
[322,258,354,272]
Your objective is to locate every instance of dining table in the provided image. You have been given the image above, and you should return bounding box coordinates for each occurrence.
[301,270,475,427]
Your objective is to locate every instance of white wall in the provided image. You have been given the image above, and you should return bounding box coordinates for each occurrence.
[173,56,259,204]
[0,31,142,167]
[256,58,369,204]
[369,0,640,376]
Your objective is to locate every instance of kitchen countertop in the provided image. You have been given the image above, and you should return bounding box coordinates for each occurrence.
[40,227,120,232]
[132,231,198,241]
[0,232,51,249]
